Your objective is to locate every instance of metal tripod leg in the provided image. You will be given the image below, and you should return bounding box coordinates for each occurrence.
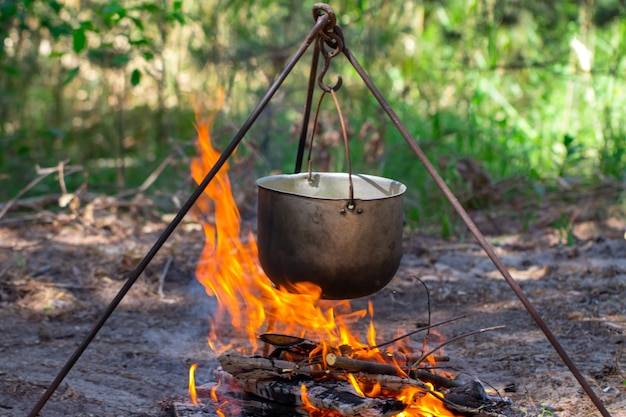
[27,13,332,417]
[341,43,612,417]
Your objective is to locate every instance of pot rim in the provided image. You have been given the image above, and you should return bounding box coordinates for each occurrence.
[256,172,406,201]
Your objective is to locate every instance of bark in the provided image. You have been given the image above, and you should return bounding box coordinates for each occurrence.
[349,372,429,394]
[326,353,404,376]
[170,381,309,417]
[214,368,405,417]
[326,353,462,388]
[218,350,324,378]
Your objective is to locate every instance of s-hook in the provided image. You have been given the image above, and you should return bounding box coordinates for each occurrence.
[316,25,344,92]
[313,2,344,92]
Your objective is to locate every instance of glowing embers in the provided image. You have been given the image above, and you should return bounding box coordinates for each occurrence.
[192,347,505,417]
[207,334,464,417]
[184,321,491,416]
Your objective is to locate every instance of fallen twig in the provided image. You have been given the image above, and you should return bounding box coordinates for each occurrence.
[0,162,83,220]
[0,211,58,225]
[412,325,506,368]
[371,314,467,350]
[0,154,173,224]
[115,154,175,199]
[10,281,95,290]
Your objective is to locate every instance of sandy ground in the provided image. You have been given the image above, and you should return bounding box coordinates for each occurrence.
[0,193,625,417]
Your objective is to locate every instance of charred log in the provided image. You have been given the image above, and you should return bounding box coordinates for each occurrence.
[215,369,406,417]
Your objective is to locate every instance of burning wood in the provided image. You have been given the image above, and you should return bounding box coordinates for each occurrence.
[179,119,516,417]
[189,345,511,417]
[215,368,405,417]
[218,350,429,396]
[219,351,325,378]
[326,353,406,376]
[169,346,514,417]
[214,351,411,416]
[325,353,461,389]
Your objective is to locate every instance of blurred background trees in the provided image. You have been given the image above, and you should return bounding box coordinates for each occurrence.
[1,0,625,229]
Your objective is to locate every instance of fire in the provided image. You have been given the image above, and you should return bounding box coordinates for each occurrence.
[190,109,460,416]
[347,373,366,396]
[190,113,376,354]
[397,384,457,417]
[300,384,343,417]
[188,363,199,405]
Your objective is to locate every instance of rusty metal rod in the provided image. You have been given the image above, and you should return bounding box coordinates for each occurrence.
[341,45,612,417]
[27,13,330,417]
[294,40,320,173]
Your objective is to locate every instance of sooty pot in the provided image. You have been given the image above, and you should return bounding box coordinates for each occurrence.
[256,172,406,299]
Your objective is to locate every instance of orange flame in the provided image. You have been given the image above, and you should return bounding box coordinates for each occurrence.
[188,363,199,405]
[191,103,460,416]
[300,384,343,417]
[347,373,366,397]
[209,381,230,417]
[191,111,376,354]
[397,384,457,417]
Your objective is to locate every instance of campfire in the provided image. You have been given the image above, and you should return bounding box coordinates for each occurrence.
[23,6,611,416]
[175,118,510,417]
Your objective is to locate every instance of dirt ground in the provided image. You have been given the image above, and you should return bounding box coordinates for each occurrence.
[1,189,625,417]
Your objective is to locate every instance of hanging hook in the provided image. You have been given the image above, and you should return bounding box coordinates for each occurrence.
[317,26,345,92]
[312,3,337,34]
[312,5,344,92]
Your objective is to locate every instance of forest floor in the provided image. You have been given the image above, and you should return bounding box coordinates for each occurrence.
[0,186,625,417]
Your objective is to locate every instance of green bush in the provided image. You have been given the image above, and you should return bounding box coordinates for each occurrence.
[1,0,624,225]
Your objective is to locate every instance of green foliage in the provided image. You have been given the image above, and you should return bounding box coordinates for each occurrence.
[1,0,625,231]
[551,213,576,246]
[539,402,554,416]
[62,65,80,85]
[130,68,141,86]
[72,27,87,53]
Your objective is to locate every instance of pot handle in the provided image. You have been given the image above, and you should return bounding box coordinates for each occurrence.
[306,89,355,209]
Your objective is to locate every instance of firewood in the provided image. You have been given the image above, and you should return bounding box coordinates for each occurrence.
[442,381,511,417]
[217,351,469,415]
[171,381,310,417]
[326,353,404,376]
[259,333,309,347]
[260,333,323,359]
[326,353,462,389]
[409,369,462,388]
[214,369,406,417]
[218,350,322,377]
[349,372,429,394]
[381,350,450,363]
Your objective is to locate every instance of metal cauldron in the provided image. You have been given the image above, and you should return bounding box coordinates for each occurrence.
[256,172,406,299]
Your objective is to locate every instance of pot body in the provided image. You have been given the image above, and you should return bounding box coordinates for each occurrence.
[256,172,406,299]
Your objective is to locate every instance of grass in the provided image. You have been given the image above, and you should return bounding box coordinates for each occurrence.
[1,1,625,232]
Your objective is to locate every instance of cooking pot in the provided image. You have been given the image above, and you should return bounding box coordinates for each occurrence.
[256,172,406,299]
